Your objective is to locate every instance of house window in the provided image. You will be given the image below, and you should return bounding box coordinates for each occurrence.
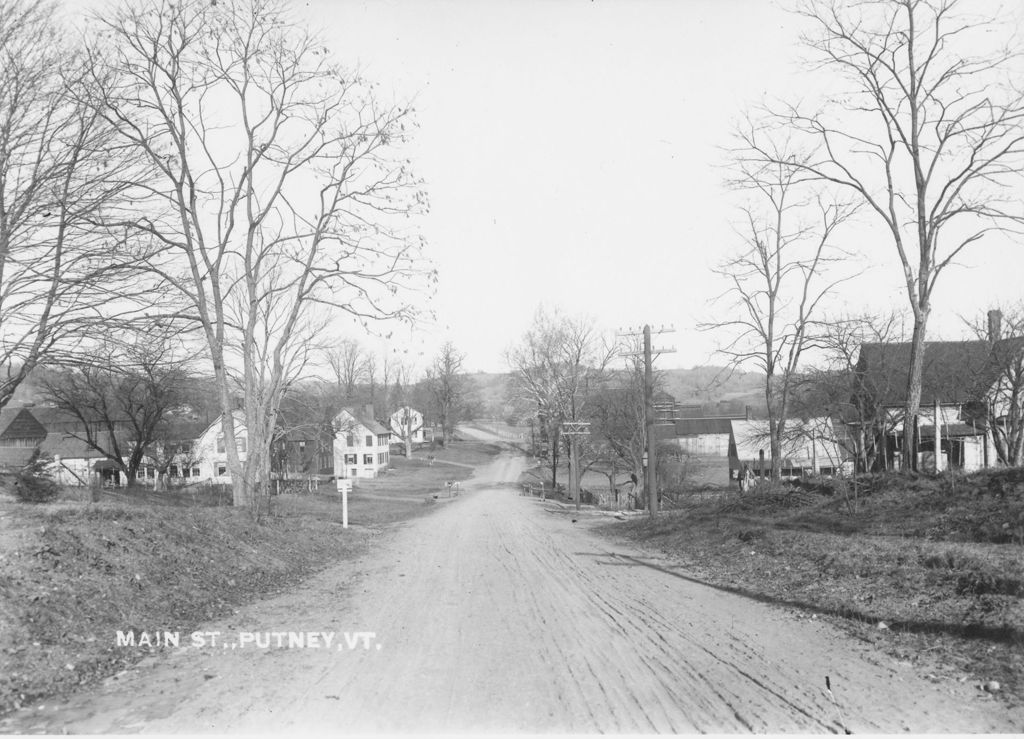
[191,466,201,477]
[346,433,354,447]
[350,468,357,477]
[344,454,357,465]
[216,436,247,453]
[183,467,191,478]
[299,440,307,452]
[217,464,227,476]
[377,452,385,464]
[170,464,179,477]
[363,454,374,465]
[365,435,373,447]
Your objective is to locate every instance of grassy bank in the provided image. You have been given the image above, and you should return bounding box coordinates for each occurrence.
[409,440,506,468]
[0,446,495,715]
[597,468,1024,702]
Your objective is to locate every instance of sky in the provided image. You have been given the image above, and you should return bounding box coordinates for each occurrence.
[297,0,1024,374]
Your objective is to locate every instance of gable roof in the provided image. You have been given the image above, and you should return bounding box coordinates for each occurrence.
[857,338,1024,406]
[0,408,47,440]
[39,432,113,460]
[336,407,389,436]
[196,411,246,443]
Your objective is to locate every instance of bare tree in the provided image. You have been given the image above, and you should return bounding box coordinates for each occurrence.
[0,0,148,411]
[326,339,368,406]
[587,354,651,506]
[745,0,1024,469]
[792,311,909,472]
[39,334,193,483]
[964,306,1024,466]
[387,361,420,457]
[87,0,429,514]
[425,342,466,445]
[505,307,613,490]
[705,136,856,481]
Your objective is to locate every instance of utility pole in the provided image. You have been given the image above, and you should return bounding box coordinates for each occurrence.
[618,324,676,517]
[643,325,657,516]
[561,421,591,512]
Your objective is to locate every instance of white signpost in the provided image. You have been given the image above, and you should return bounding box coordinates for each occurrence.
[336,478,352,528]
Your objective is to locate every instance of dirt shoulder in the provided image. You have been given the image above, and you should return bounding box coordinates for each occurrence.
[3,454,1021,734]
[589,470,1024,706]
[0,444,495,717]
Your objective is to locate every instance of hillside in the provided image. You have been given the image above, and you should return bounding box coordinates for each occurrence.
[467,366,767,420]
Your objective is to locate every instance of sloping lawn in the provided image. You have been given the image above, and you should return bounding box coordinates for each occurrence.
[598,469,1024,703]
[0,443,498,716]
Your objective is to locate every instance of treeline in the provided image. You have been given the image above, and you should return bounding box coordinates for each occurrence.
[0,0,432,517]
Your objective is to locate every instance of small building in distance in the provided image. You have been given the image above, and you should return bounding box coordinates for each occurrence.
[729,418,850,479]
[334,406,391,480]
[389,406,426,445]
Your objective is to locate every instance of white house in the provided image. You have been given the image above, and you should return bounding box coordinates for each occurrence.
[389,406,425,445]
[187,412,248,482]
[334,406,391,479]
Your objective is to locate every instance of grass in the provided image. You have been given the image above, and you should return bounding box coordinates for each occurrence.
[409,440,505,468]
[597,468,1024,703]
[0,442,499,716]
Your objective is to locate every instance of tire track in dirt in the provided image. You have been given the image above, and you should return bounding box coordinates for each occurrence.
[2,451,1021,733]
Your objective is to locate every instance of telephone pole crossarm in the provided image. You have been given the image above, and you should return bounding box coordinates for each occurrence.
[560,421,591,512]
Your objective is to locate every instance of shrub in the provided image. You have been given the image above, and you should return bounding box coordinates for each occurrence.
[14,450,59,503]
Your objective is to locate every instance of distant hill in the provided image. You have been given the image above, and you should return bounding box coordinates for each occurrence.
[658,366,766,415]
[466,366,767,420]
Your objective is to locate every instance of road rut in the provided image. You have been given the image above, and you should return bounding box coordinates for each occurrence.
[2,451,1019,733]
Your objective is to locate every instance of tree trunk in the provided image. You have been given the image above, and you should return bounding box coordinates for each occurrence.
[902,315,929,471]
[405,412,412,458]
[550,429,559,491]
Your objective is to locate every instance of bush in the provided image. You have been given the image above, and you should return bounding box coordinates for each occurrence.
[14,451,59,503]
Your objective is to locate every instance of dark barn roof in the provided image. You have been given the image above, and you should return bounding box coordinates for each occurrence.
[857,338,1024,406]
[0,408,47,440]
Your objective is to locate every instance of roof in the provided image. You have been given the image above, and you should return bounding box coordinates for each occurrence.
[39,432,106,459]
[197,411,246,441]
[858,338,1024,406]
[29,406,111,427]
[276,425,333,443]
[0,408,47,440]
[336,408,389,436]
[729,418,846,469]
[919,423,983,439]
[673,418,733,436]
[158,418,210,441]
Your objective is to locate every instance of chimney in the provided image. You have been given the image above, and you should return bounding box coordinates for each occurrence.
[745,405,751,421]
[988,309,1003,342]
[365,403,375,420]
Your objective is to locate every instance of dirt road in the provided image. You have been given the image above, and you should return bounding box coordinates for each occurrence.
[2,451,1020,733]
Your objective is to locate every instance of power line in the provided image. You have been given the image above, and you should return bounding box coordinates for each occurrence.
[616,324,676,517]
